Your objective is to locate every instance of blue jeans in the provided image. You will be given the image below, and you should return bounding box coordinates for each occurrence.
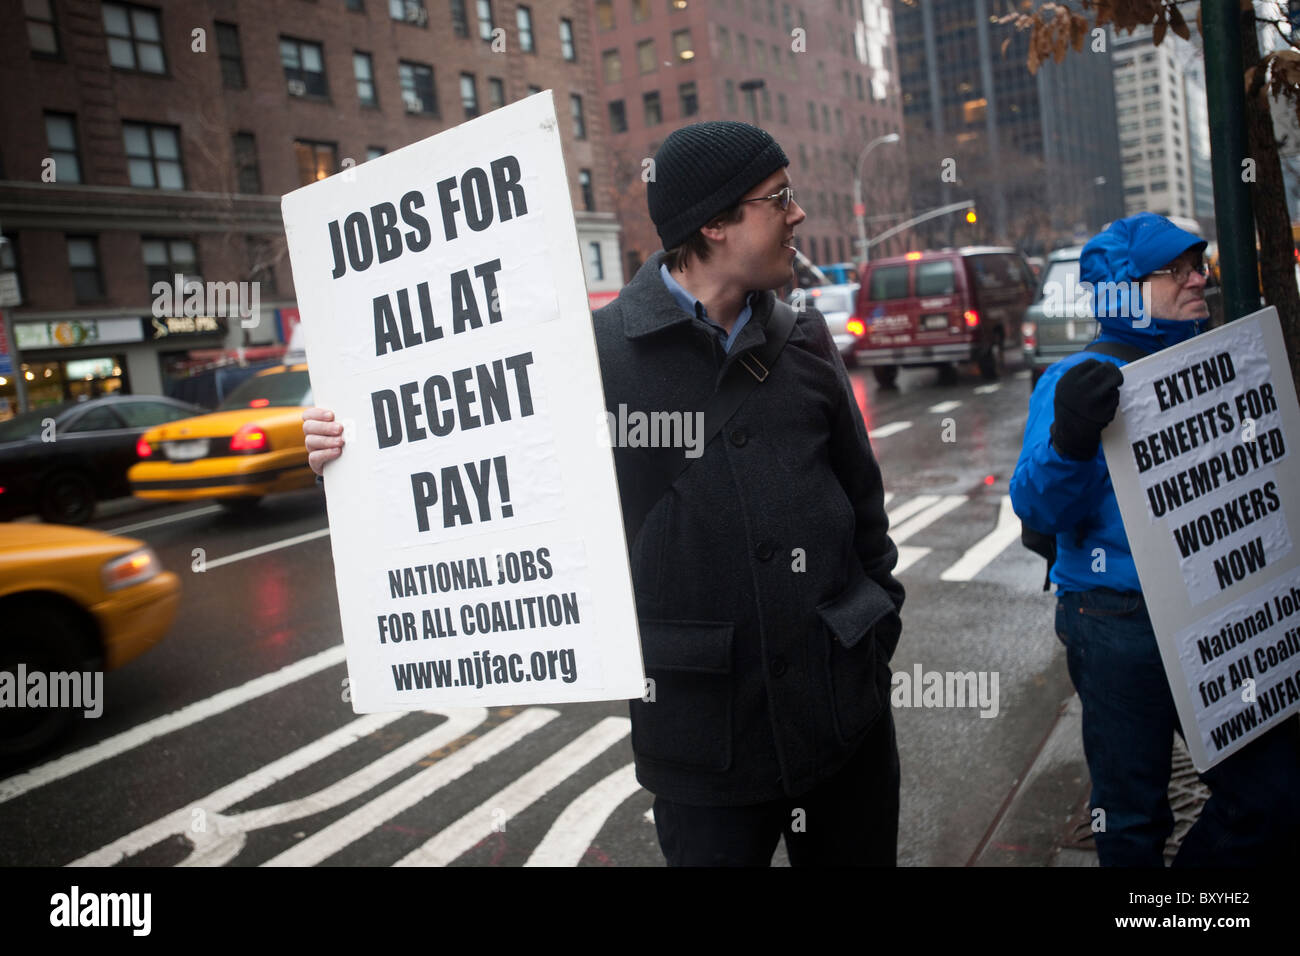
[1056,588,1300,866]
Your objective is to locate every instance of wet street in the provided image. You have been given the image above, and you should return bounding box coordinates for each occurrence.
[1,361,1075,867]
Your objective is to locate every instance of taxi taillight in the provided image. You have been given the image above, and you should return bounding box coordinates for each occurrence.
[136,437,153,458]
[230,424,268,452]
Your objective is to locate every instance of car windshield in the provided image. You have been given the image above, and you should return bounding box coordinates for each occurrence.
[1037,258,1091,316]
[218,369,313,410]
[0,402,77,441]
[811,287,856,313]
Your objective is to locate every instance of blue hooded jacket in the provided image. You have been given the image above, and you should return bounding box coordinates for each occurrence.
[1010,213,1208,593]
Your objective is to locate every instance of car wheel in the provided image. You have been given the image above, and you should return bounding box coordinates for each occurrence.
[937,363,960,386]
[217,496,263,513]
[872,365,899,389]
[37,471,96,525]
[0,604,97,762]
[977,335,1003,381]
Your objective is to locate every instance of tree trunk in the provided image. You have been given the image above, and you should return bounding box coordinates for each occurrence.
[1241,6,1300,384]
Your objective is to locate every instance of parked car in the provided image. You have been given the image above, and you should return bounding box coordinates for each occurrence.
[128,364,316,511]
[790,282,860,363]
[850,247,1037,387]
[0,395,205,524]
[0,523,180,759]
[1020,246,1094,388]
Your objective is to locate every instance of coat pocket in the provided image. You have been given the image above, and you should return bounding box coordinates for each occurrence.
[630,619,733,773]
[818,575,899,743]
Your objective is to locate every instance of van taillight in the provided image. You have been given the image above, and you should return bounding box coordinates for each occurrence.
[964,310,980,328]
[1022,321,1037,348]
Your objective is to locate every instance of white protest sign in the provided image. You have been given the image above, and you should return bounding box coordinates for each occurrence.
[1102,307,1300,771]
[280,93,644,711]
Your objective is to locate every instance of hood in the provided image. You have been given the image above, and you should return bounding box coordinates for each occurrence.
[1079,212,1208,352]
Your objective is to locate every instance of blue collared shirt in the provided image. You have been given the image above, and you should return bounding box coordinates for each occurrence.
[659,264,754,353]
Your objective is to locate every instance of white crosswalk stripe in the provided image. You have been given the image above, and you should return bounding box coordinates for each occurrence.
[941,496,1022,581]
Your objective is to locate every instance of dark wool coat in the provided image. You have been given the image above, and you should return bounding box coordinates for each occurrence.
[593,252,904,805]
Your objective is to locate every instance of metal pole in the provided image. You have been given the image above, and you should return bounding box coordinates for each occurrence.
[1202,0,1260,320]
[854,133,900,265]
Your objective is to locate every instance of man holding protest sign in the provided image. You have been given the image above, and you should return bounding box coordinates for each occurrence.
[1011,213,1300,866]
[306,120,905,867]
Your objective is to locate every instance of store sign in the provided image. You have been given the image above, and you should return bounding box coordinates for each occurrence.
[0,312,13,376]
[144,315,228,340]
[15,317,144,350]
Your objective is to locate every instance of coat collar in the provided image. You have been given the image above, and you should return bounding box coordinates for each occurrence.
[621,250,777,345]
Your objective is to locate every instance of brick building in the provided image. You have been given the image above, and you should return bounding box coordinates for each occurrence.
[0,0,617,415]
[591,0,910,278]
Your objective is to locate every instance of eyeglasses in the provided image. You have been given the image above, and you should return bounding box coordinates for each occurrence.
[740,186,796,210]
[1146,259,1209,284]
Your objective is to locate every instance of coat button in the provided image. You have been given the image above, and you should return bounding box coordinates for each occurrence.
[755,539,775,561]
[729,427,748,447]
[769,656,787,677]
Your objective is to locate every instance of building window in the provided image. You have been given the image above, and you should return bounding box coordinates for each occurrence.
[214,22,245,88]
[399,61,438,114]
[123,122,184,189]
[232,132,261,193]
[643,90,662,125]
[142,238,201,289]
[294,139,338,186]
[26,0,60,55]
[346,0,364,10]
[777,91,787,124]
[738,33,748,64]
[608,99,627,133]
[488,77,505,110]
[450,0,469,35]
[762,88,771,120]
[672,29,693,61]
[461,73,479,117]
[725,79,736,114]
[367,146,386,160]
[670,0,688,10]
[559,19,575,60]
[527,84,541,95]
[632,0,650,20]
[808,100,816,129]
[45,113,82,184]
[596,0,614,29]
[354,52,377,106]
[517,6,534,52]
[579,169,594,211]
[637,39,655,73]
[588,241,604,281]
[280,37,327,97]
[603,49,622,83]
[103,3,166,73]
[390,0,428,25]
[717,25,730,60]
[67,237,105,302]
[679,81,698,117]
[477,0,494,41]
[571,93,586,139]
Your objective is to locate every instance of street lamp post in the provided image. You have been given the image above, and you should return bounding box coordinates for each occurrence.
[854,132,900,264]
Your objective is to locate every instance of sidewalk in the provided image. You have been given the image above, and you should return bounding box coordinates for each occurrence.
[970,694,1210,867]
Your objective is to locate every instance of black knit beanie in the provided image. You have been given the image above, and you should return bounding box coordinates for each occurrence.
[647,121,790,250]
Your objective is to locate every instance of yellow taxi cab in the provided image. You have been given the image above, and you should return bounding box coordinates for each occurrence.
[0,524,180,759]
[128,364,316,511]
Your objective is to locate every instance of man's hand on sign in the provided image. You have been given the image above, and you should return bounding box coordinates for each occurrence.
[1051,358,1124,461]
[302,406,344,476]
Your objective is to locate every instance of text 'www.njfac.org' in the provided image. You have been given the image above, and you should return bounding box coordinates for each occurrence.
[392,648,578,691]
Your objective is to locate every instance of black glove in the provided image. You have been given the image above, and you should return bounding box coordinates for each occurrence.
[1051,358,1123,460]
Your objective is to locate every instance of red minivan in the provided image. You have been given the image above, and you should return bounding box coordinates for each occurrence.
[850,247,1036,387]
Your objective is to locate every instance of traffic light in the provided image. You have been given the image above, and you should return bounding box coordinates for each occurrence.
[965,208,977,224]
